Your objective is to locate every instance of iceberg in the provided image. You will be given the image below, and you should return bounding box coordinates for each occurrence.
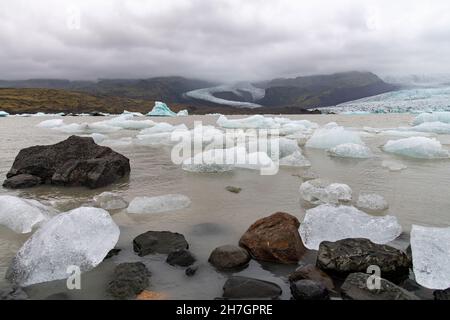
[382,160,407,172]
[383,137,449,159]
[413,112,450,125]
[139,122,178,134]
[411,225,450,290]
[217,115,280,129]
[0,110,9,117]
[100,114,155,130]
[37,119,64,129]
[279,151,311,167]
[410,122,450,134]
[299,204,403,250]
[122,110,144,117]
[94,192,128,211]
[177,109,189,116]
[356,193,389,213]
[181,148,237,173]
[306,124,364,149]
[6,207,120,286]
[127,194,191,214]
[299,179,352,205]
[0,195,55,234]
[147,101,177,117]
[328,143,372,159]
[88,133,107,144]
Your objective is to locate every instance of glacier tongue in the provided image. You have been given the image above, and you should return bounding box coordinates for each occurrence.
[127,194,191,214]
[383,137,449,159]
[6,207,120,286]
[299,179,352,205]
[0,195,55,234]
[411,225,450,290]
[299,204,402,250]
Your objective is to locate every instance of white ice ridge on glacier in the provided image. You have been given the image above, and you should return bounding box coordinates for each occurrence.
[383,137,449,159]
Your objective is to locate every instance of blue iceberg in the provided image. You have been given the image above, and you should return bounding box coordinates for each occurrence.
[147,101,177,117]
[0,110,9,117]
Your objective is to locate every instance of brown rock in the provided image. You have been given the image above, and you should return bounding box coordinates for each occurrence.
[239,212,307,264]
[289,264,335,291]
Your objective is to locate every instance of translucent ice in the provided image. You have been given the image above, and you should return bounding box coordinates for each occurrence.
[0,111,9,117]
[356,193,389,213]
[413,112,450,125]
[181,148,238,173]
[382,160,407,172]
[217,115,280,129]
[100,114,155,130]
[127,194,191,214]
[306,124,364,149]
[139,122,178,134]
[383,137,449,159]
[411,225,450,290]
[6,207,120,286]
[279,151,311,167]
[177,109,189,116]
[328,143,372,159]
[37,119,64,129]
[147,101,177,117]
[411,122,450,134]
[299,204,402,250]
[0,195,55,234]
[93,192,128,211]
[299,179,352,205]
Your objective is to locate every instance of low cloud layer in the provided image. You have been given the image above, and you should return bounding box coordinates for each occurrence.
[1,0,450,81]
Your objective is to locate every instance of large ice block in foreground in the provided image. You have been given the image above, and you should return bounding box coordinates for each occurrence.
[0,195,55,234]
[127,194,191,214]
[328,143,372,159]
[306,124,364,149]
[411,225,450,290]
[383,137,449,159]
[147,101,177,117]
[413,112,450,125]
[299,179,352,205]
[6,207,120,286]
[299,205,402,250]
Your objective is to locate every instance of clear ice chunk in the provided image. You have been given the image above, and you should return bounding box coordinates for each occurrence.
[93,192,128,211]
[356,193,389,213]
[127,194,191,214]
[383,137,449,159]
[306,124,364,149]
[299,179,352,205]
[328,143,372,159]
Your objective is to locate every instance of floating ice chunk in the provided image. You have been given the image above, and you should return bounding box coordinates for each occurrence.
[299,179,352,205]
[411,225,450,290]
[235,151,276,172]
[299,204,402,250]
[37,119,64,128]
[379,129,436,137]
[383,137,449,159]
[279,120,317,135]
[306,125,364,149]
[94,192,128,211]
[127,194,191,214]
[382,160,407,172]
[356,194,389,213]
[0,110,9,117]
[0,195,55,234]
[147,101,177,117]
[181,147,243,173]
[413,112,450,125]
[177,109,188,116]
[122,110,144,117]
[411,122,450,134]
[54,122,121,134]
[279,151,311,167]
[285,132,310,146]
[88,133,107,144]
[217,115,280,129]
[328,143,372,159]
[101,114,155,130]
[6,207,120,286]
[101,137,134,147]
[140,122,176,134]
[247,137,300,159]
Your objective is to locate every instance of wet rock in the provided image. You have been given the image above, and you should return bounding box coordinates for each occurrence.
[2,174,41,189]
[239,212,307,264]
[3,135,130,189]
[209,245,251,270]
[45,292,71,300]
[107,262,151,299]
[400,279,434,300]
[290,280,330,300]
[133,231,188,257]
[166,249,196,267]
[0,286,28,300]
[341,273,419,300]
[225,186,242,194]
[288,264,335,291]
[185,266,198,277]
[317,238,411,282]
[434,288,450,300]
[104,248,121,260]
[222,276,282,299]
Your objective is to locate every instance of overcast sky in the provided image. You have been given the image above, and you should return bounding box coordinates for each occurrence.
[1,0,450,82]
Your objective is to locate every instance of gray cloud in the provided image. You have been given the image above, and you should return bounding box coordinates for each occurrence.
[1,0,450,82]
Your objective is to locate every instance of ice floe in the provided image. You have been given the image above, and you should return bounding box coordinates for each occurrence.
[94,192,128,211]
[99,114,155,130]
[411,225,450,290]
[328,143,372,159]
[306,124,364,149]
[299,179,352,205]
[147,101,177,117]
[0,195,55,234]
[299,204,403,250]
[382,160,407,171]
[413,112,450,125]
[410,122,450,134]
[177,109,189,116]
[127,194,191,214]
[279,151,311,167]
[217,115,280,129]
[6,207,120,286]
[37,119,64,128]
[356,193,389,213]
[383,137,449,159]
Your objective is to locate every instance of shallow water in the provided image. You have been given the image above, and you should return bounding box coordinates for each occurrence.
[1,114,449,299]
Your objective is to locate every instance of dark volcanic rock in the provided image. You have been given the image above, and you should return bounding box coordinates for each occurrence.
[316,239,411,282]
[0,286,28,300]
[133,231,189,257]
[3,135,130,189]
[2,174,41,189]
[107,262,151,299]
[185,266,198,277]
[290,279,330,300]
[239,212,307,264]
[225,186,242,194]
[341,273,419,300]
[208,245,251,270]
[434,288,450,300]
[166,249,196,267]
[289,264,335,291]
[222,276,282,299]
[45,292,71,300]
